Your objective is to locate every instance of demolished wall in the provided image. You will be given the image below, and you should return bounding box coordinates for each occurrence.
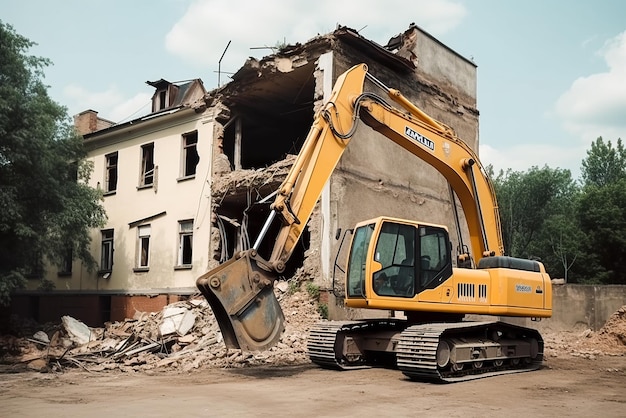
[206,25,481,321]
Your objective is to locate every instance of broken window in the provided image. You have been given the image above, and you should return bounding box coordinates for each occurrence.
[178,220,193,266]
[101,229,114,272]
[105,152,118,193]
[140,143,155,187]
[137,225,151,268]
[181,131,199,178]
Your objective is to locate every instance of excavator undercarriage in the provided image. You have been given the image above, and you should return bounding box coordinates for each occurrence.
[307,319,543,383]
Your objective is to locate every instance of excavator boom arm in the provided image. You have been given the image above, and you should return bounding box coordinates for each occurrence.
[356,92,504,258]
[197,63,503,351]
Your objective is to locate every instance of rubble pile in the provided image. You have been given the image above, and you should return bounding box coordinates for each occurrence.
[579,305,626,354]
[212,154,295,198]
[543,305,626,359]
[0,285,321,374]
[3,292,626,373]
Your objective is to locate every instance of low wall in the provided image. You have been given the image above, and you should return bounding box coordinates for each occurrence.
[542,284,626,331]
[327,284,626,332]
[3,285,625,332]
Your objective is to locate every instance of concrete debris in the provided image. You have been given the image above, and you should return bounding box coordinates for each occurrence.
[62,315,97,345]
[159,307,196,337]
[212,154,295,197]
[32,331,49,344]
[0,286,322,374]
[275,281,289,293]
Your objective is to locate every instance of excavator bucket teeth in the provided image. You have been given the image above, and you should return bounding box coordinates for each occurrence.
[196,250,285,351]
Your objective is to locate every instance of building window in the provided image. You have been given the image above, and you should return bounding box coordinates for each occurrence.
[137,225,151,268]
[178,220,193,266]
[105,152,118,193]
[101,229,114,272]
[181,131,199,178]
[158,90,167,110]
[58,248,73,276]
[140,143,154,187]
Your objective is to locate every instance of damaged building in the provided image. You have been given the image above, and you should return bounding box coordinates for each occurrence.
[8,23,479,326]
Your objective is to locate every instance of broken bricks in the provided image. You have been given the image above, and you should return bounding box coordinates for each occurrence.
[1,286,322,373]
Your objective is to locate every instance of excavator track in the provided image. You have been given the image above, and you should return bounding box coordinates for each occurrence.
[307,320,544,383]
[396,321,544,383]
[307,319,406,370]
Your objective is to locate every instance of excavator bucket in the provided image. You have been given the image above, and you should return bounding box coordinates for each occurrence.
[196,249,285,351]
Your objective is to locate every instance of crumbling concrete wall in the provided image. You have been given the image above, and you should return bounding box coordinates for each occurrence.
[541,285,626,331]
[206,25,482,321]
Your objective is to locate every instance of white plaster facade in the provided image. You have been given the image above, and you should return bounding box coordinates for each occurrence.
[41,106,215,296]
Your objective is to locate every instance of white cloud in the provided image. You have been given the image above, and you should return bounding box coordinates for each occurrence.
[479,143,586,178]
[63,84,152,123]
[164,0,466,87]
[555,30,626,143]
[109,94,153,123]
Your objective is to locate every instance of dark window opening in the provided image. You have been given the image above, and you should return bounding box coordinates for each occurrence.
[59,248,72,275]
[178,220,193,266]
[101,229,114,272]
[182,131,199,177]
[137,224,151,268]
[105,152,118,192]
[158,90,167,110]
[140,143,154,186]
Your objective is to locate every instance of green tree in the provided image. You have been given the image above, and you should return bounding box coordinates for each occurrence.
[494,167,577,264]
[575,137,626,284]
[0,22,106,304]
[576,180,626,284]
[581,137,626,187]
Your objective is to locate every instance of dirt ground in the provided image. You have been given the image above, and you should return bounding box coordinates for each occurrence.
[1,352,625,418]
[2,293,625,417]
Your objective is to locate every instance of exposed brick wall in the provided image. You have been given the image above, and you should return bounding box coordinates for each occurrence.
[74,110,98,135]
[110,295,169,322]
[109,294,186,322]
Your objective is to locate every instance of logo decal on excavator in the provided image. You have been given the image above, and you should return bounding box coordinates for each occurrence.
[405,126,435,151]
[515,284,532,293]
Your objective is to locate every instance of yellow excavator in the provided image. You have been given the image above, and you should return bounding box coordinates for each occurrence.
[197,63,552,382]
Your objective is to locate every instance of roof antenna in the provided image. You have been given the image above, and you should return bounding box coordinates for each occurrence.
[218,40,231,87]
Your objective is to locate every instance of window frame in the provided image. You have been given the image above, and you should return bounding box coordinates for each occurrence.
[139,143,155,188]
[104,151,118,194]
[176,220,194,268]
[100,229,114,273]
[180,131,199,180]
[58,247,73,277]
[136,224,151,270]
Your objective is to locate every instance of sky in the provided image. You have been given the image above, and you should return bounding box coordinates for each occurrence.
[4,0,626,179]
